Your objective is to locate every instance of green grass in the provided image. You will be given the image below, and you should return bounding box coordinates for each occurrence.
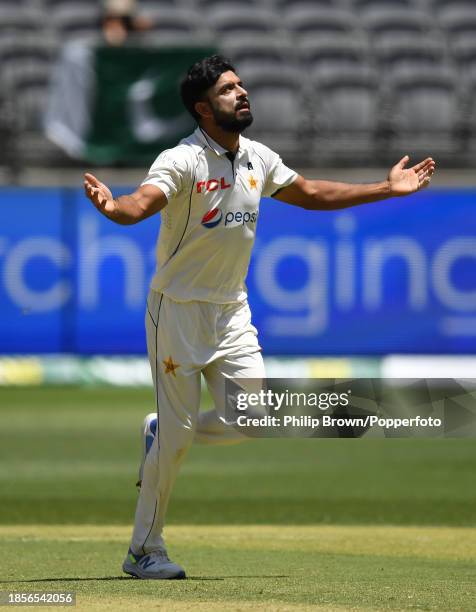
[0,525,475,610]
[0,386,475,610]
[0,387,475,526]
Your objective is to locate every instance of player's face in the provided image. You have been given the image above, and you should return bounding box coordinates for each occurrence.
[206,71,253,133]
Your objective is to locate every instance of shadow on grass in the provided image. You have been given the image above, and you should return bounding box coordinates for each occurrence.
[0,575,288,583]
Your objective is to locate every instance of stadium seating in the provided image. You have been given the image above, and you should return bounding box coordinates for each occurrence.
[222,35,297,73]
[430,0,475,12]
[1,48,65,166]
[139,6,202,36]
[3,62,51,132]
[0,33,59,63]
[0,0,29,6]
[351,0,414,8]
[284,6,357,37]
[207,6,281,39]
[298,34,369,81]
[373,34,446,77]
[437,5,476,40]
[309,66,382,164]
[275,0,346,9]
[382,65,464,162]
[361,6,434,42]
[238,65,310,163]
[464,66,476,155]
[43,0,99,7]
[0,65,19,172]
[0,0,475,168]
[451,34,476,76]
[0,38,59,128]
[195,0,259,8]
[0,6,41,35]
[51,4,102,39]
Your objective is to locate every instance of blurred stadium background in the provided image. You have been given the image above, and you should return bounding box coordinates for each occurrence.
[0,0,475,376]
[0,1,475,608]
[1,0,476,171]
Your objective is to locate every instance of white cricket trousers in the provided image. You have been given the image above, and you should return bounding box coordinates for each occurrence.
[129,289,265,555]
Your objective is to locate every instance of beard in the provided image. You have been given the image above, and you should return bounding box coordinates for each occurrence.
[210,103,253,133]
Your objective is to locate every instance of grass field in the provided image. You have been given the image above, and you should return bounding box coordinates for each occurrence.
[1,525,475,611]
[0,387,475,610]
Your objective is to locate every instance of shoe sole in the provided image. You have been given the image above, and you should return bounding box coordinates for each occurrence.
[123,561,186,580]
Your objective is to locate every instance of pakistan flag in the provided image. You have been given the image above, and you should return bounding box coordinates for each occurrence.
[46,43,216,165]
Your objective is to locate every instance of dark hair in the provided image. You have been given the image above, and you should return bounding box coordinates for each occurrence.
[180,54,236,121]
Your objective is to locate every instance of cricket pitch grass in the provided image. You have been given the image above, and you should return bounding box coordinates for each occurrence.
[0,525,475,611]
[0,387,475,610]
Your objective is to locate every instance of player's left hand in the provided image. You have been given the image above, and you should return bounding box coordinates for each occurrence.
[388,156,436,196]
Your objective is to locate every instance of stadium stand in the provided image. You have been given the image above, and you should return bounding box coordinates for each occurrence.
[0,6,40,35]
[437,5,476,40]
[238,64,310,163]
[298,34,369,81]
[461,64,476,155]
[0,0,474,171]
[351,0,416,10]
[451,34,476,77]
[382,65,464,164]
[196,0,259,8]
[0,37,59,119]
[44,0,100,7]
[275,0,345,9]
[373,34,446,77]
[51,4,102,39]
[138,6,201,35]
[139,0,179,5]
[222,35,297,72]
[3,60,52,132]
[207,5,281,38]
[310,66,382,164]
[284,6,357,37]
[361,6,434,43]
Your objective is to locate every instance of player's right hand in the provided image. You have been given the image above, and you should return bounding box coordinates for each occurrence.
[84,172,116,216]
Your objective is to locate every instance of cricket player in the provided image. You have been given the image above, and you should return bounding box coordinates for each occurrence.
[83,55,435,579]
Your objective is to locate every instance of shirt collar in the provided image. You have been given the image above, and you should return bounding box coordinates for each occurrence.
[194,126,245,158]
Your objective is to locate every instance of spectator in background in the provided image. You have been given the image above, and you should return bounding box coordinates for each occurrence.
[45,0,154,157]
[101,0,152,46]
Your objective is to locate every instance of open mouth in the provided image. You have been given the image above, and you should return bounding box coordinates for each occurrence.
[236,101,250,111]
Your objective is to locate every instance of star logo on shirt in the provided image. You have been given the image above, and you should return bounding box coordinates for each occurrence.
[248,175,258,190]
[163,356,180,376]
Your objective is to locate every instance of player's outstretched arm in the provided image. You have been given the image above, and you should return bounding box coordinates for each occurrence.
[274,156,436,211]
[83,172,167,225]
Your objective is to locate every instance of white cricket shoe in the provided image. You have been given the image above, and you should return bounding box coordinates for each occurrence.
[136,412,157,489]
[122,549,186,579]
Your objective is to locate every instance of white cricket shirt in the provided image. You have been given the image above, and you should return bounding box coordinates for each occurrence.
[142,127,297,303]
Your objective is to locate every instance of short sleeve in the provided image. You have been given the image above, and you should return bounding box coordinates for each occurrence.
[141,148,190,201]
[261,148,298,198]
